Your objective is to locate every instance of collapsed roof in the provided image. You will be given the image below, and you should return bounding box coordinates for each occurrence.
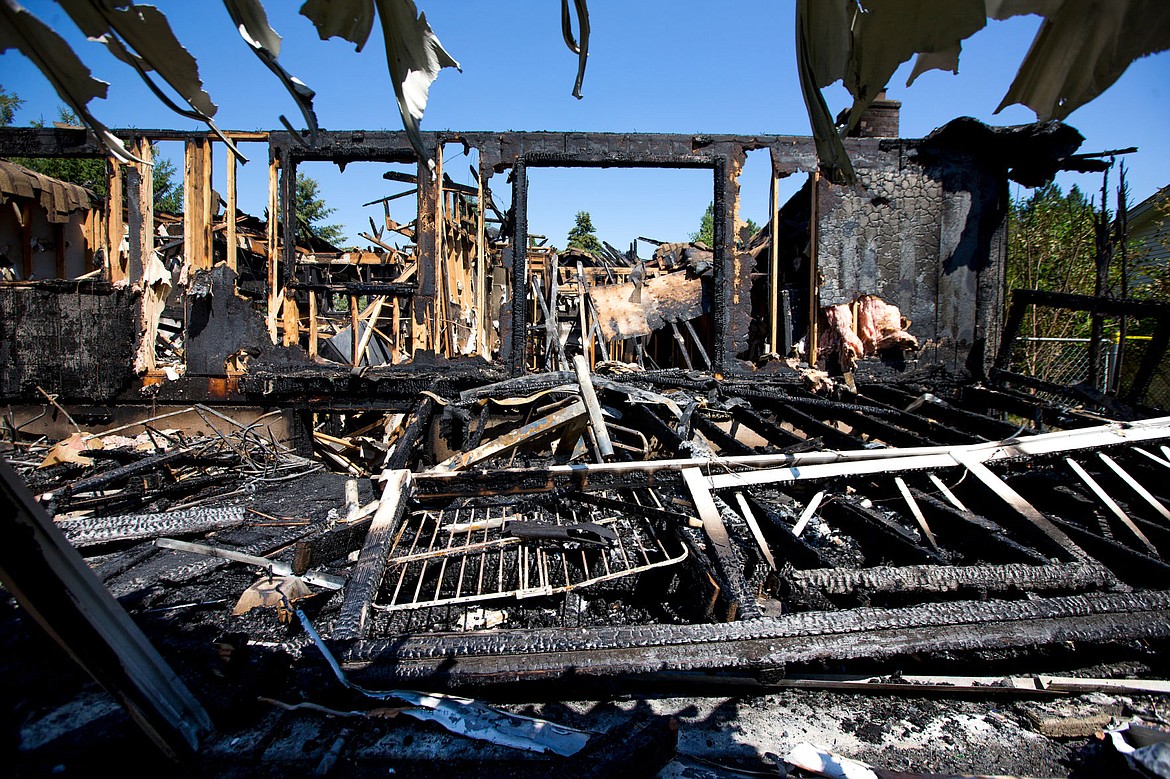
[1,120,1168,773]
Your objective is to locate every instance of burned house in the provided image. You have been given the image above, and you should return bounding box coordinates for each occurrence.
[3,114,1170,774]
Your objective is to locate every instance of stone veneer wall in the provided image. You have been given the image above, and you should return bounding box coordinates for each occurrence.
[818,141,1006,375]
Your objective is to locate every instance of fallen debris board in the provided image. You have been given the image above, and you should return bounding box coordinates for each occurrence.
[0,459,212,758]
[335,469,413,639]
[433,401,587,472]
[589,273,705,340]
[57,506,246,548]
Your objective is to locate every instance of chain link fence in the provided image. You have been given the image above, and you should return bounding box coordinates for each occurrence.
[1010,336,1170,411]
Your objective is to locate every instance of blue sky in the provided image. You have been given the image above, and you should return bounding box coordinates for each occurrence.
[3,1,1169,249]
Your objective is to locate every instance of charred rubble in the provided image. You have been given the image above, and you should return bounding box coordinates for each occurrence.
[2,117,1170,775]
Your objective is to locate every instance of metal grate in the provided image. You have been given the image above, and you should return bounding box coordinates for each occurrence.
[372,492,688,612]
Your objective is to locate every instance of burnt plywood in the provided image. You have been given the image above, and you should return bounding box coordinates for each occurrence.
[0,283,137,401]
[590,273,706,340]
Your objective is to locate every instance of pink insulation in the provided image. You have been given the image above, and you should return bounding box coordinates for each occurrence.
[818,303,866,370]
[856,295,918,353]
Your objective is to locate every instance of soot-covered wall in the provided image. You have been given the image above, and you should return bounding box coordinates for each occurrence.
[817,137,1007,376]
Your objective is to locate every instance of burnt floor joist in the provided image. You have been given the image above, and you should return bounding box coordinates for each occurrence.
[340,590,1170,685]
[11,373,1170,699]
[857,383,1024,440]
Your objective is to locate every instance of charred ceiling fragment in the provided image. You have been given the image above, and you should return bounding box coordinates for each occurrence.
[795,0,1170,183]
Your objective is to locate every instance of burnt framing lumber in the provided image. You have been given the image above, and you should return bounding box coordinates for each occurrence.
[340,589,1170,685]
[335,469,413,640]
[787,561,1113,603]
[0,459,212,758]
[264,130,824,378]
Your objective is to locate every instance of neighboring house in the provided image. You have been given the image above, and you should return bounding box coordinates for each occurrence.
[0,158,102,280]
[1128,184,1170,268]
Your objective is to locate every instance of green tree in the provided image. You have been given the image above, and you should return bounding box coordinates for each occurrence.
[12,106,181,211]
[151,156,182,213]
[1006,182,1099,375]
[0,85,23,126]
[566,210,602,255]
[692,203,715,245]
[295,172,345,246]
[690,202,759,246]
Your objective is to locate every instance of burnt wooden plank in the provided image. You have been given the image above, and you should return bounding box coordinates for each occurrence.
[334,469,413,640]
[342,590,1170,684]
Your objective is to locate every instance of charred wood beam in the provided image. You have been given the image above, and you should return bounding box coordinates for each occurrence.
[779,387,955,448]
[566,490,695,527]
[458,372,575,404]
[907,487,1050,565]
[958,453,1089,564]
[284,281,416,296]
[92,542,158,582]
[56,506,246,549]
[859,384,1022,440]
[721,382,899,415]
[993,290,1170,397]
[1049,515,1170,589]
[741,492,837,569]
[237,372,486,401]
[335,469,413,640]
[680,468,761,621]
[711,496,765,620]
[619,401,687,456]
[722,403,806,448]
[956,386,1095,430]
[465,403,491,450]
[823,496,947,566]
[619,370,714,393]
[293,517,373,572]
[0,460,211,759]
[50,448,197,499]
[1018,472,1169,553]
[787,561,1113,604]
[750,396,862,450]
[846,394,980,445]
[676,528,730,623]
[803,402,934,448]
[994,370,1135,415]
[692,412,756,456]
[509,161,529,375]
[56,473,237,516]
[434,401,586,471]
[106,523,315,598]
[678,521,758,617]
[386,396,436,471]
[342,590,1170,685]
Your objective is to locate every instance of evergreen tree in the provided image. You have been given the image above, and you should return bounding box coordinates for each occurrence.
[295,173,345,246]
[566,210,602,254]
[0,85,23,126]
[690,202,758,245]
